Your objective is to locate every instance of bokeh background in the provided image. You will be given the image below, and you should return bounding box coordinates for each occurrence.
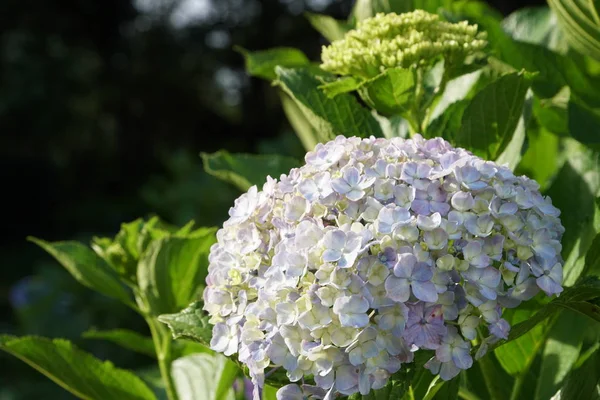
[0,0,544,398]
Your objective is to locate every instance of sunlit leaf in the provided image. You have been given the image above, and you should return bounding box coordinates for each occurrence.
[275,67,383,140]
[171,353,236,400]
[548,0,600,61]
[502,6,568,52]
[454,72,530,158]
[0,336,156,400]
[534,311,584,400]
[137,230,217,314]
[29,238,133,306]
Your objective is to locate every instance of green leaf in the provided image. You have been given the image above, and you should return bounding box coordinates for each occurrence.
[569,97,600,144]
[279,91,320,151]
[201,150,300,192]
[475,352,514,400]
[583,233,600,277]
[357,67,416,116]
[236,47,309,81]
[489,277,600,360]
[532,88,570,136]
[82,329,156,358]
[495,308,551,375]
[545,140,600,284]
[548,0,600,61]
[158,302,212,346]
[424,374,459,400]
[137,230,217,314]
[29,238,133,306]
[275,67,383,139]
[559,348,600,400]
[305,12,351,42]
[456,5,600,105]
[454,72,531,158]
[534,311,585,400]
[171,353,236,400]
[502,6,568,52]
[515,126,562,191]
[0,335,156,400]
[319,76,364,98]
[425,99,470,139]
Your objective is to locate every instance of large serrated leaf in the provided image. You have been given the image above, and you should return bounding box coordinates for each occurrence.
[358,67,416,117]
[275,67,383,140]
[29,238,133,306]
[201,150,300,192]
[0,335,156,400]
[454,72,530,158]
[137,231,217,314]
[158,302,213,346]
[236,47,309,81]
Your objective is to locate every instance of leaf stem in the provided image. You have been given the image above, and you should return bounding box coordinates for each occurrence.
[509,372,526,400]
[147,316,179,400]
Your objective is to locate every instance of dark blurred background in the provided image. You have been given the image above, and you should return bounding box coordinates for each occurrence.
[0,0,544,398]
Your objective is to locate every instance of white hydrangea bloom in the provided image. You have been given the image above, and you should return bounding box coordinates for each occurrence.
[203,135,565,399]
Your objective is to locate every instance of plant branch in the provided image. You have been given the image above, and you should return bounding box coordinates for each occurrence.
[148,316,179,400]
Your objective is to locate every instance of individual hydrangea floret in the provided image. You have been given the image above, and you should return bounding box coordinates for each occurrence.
[320,10,487,78]
[203,135,564,399]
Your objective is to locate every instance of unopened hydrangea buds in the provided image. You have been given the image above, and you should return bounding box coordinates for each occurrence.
[320,10,487,79]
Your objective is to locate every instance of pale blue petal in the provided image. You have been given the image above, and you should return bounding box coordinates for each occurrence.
[412,280,438,302]
[385,276,410,302]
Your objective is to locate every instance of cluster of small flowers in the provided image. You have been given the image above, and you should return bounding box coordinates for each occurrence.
[321,10,487,79]
[204,135,564,400]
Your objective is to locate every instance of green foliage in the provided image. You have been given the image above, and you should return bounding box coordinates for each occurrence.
[171,354,237,400]
[0,335,156,400]
[158,302,213,347]
[452,72,531,158]
[275,67,384,140]
[201,150,300,191]
[236,47,310,81]
[28,238,134,307]
[137,231,217,314]
[305,12,352,42]
[548,0,600,61]
[358,67,416,116]
[12,2,600,400]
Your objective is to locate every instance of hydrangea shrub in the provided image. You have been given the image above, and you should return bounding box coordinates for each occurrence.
[5,3,600,400]
[204,135,564,399]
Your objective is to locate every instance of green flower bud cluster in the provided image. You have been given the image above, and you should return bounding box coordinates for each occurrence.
[321,10,487,79]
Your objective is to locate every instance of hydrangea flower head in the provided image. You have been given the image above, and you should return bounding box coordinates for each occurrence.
[320,10,487,78]
[204,135,564,399]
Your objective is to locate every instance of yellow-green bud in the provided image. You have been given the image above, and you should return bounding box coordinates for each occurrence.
[321,10,487,78]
